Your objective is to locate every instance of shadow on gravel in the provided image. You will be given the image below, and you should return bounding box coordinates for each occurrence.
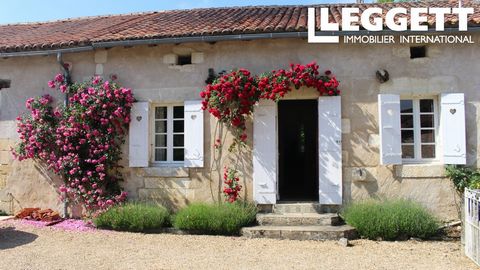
[0,227,38,250]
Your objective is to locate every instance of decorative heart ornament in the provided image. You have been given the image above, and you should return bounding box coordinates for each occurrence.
[450,109,457,115]
[136,116,142,121]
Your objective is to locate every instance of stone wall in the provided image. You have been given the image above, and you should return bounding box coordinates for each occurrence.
[0,35,478,220]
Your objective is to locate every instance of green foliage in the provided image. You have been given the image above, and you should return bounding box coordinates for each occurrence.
[342,199,439,240]
[445,165,480,193]
[173,202,257,235]
[0,209,8,216]
[93,203,170,232]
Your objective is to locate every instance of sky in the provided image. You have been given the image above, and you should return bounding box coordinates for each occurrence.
[0,0,355,25]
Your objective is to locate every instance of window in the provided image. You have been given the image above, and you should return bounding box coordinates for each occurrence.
[400,98,437,161]
[410,46,427,59]
[177,55,192,66]
[153,105,184,163]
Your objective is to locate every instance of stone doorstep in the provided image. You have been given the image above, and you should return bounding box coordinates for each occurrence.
[256,213,342,226]
[273,203,340,214]
[241,225,357,241]
[257,213,343,226]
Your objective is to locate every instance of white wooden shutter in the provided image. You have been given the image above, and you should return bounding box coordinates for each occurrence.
[129,102,149,167]
[253,100,277,204]
[441,93,466,165]
[184,100,204,167]
[318,96,342,205]
[378,94,402,165]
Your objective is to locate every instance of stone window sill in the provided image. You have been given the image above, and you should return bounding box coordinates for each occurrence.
[135,166,189,178]
[394,164,445,178]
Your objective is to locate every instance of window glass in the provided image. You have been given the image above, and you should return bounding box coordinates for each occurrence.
[154,105,185,163]
[400,98,436,161]
[400,100,413,113]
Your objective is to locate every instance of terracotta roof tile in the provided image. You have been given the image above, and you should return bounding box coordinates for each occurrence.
[0,1,479,53]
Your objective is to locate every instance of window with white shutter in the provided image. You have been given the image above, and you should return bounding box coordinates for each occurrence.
[440,93,466,165]
[378,94,402,165]
[152,105,185,164]
[400,98,438,162]
[129,102,150,167]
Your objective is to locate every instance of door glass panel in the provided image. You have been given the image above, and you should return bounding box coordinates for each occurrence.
[173,135,184,147]
[155,121,167,133]
[173,106,184,119]
[173,120,184,133]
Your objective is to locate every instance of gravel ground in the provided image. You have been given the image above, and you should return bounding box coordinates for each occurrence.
[0,220,476,270]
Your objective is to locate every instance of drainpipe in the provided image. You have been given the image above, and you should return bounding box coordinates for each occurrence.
[56,52,71,218]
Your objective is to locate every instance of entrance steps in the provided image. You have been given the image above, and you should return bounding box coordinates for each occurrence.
[242,202,357,241]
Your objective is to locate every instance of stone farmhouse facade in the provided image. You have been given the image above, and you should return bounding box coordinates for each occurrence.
[0,1,479,220]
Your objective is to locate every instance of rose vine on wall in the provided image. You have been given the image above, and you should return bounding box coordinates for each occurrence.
[200,62,340,202]
[13,75,134,212]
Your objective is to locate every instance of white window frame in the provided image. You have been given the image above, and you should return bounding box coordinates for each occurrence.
[400,96,440,164]
[151,103,185,166]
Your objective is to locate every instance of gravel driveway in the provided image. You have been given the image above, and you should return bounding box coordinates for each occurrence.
[0,220,476,270]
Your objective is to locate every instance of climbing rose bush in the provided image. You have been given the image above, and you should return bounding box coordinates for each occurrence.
[200,62,340,144]
[223,167,242,203]
[13,75,134,211]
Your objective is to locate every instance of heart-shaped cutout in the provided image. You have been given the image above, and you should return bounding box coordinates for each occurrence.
[450,109,457,115]
[136,116,142,121]
[191,115,197,120]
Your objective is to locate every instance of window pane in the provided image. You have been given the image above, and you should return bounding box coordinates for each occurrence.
[173,149,184,161]
[174,106,184,119]
[174,135,184,147]
[155,135,167,147]
[420,115,434,128]
[402,145,415,159]
[174,120,184,133]
[401,115,413,128]
[401,100,413,113]
[155,121,167,133]
[155,149,167,161]
[401,130,414,143]
[155,107,167,119]
[421,130,435,143]
[421,145,435,158]
[420,99,434,113]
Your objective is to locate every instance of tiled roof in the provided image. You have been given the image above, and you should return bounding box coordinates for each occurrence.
[1,1,479,53]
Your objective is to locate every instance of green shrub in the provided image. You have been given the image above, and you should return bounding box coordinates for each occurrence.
[445,165,480,193]
[173,202,257,235]
[0,209,8,216]
[93,203,170,232]
[342,199,439,240]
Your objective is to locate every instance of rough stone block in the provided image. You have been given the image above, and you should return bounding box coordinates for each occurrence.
[395,164,445,178]
[94,50,108,64]
[0,151,12,165]
[341,119,351,134]
[144,178,191,189]
[163,53,177,64]
[95,64,104,75]
[191,52,204,64]
[140,167,189,178]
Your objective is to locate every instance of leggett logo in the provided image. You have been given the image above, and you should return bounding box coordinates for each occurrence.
[308,6,475,44]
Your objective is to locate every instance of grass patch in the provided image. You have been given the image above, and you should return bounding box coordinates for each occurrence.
[93,203,170,232]
[341,199,439,240]
[173,202,257,235]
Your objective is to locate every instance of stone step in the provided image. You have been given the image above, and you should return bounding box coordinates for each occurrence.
[273,202,339,214]
[241,225,357,241]
[256,213,343,226]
